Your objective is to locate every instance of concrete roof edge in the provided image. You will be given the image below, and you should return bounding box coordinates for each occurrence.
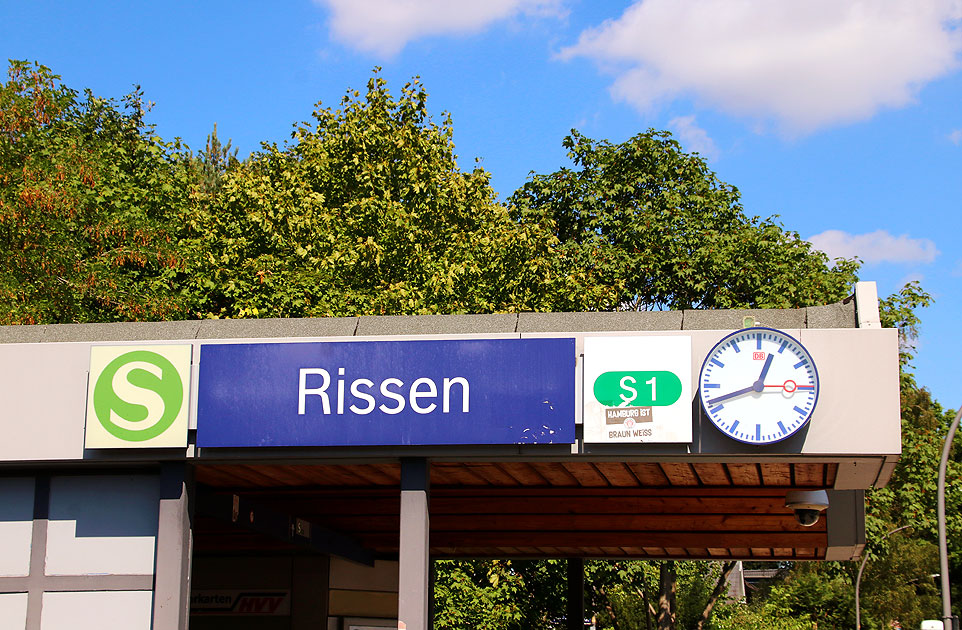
[0,296,859,343]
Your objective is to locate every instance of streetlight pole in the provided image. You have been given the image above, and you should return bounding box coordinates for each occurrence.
[855,525,913,630]
[937,405,962,630]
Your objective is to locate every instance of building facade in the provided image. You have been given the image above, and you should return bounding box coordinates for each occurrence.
[0,282,898,629]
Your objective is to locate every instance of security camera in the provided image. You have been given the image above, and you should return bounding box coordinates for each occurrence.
[785,490,829,527]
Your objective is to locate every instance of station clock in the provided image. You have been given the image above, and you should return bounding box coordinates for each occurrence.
[698,327,819,445]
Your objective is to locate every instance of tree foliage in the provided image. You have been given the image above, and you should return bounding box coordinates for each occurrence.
[510,130,859,312]
[433,560,566,630]
[584,560,736,630]
[853,282,959,627]
[855,535,941,630]
[0,60,193,324]
[185,73,574,318]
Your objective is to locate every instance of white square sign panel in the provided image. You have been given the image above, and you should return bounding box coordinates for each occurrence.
[84,345,191,449]
[583,336,692,443]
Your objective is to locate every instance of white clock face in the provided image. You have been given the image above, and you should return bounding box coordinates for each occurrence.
[699,327,819,445]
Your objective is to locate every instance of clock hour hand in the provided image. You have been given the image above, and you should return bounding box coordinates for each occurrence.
[707,385,755,405]
[752,353,775,392]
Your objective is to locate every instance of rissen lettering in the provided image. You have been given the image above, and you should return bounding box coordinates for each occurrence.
[298,368,470,416]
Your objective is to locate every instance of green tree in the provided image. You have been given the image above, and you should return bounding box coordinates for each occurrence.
[0,60,194,324]
[743,283,955,630]
[510,129,858,312]
[186,73,578,319]
[189,122,240,196]
[711,602,815,630]
[433,560,567,630]
[854,282,959,628]
[855,535,941,630]
[585,559,737,630]
[765,563,855,629]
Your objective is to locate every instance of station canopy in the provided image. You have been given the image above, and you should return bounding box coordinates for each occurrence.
[0,283,897,564]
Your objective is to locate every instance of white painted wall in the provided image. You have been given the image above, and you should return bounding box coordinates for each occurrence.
[0,344,88,461]
[0,593,28,630]
[329,558,399,592]
[0,478,34,576]
[40,591,152,630]
[45,475,158,576]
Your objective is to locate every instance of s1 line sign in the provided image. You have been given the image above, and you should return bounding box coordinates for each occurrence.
[196,338,575,447]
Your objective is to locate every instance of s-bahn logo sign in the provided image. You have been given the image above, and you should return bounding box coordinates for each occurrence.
[583,336,692,444]
[85,345,191,448]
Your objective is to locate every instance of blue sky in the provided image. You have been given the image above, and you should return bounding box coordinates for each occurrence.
[4,0,960,409]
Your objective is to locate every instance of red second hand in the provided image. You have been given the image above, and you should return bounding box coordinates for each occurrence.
[763,381,814,392]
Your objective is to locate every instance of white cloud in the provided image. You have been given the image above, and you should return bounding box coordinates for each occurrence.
[669,115,719,160]
[317,0,566,57]
[898,271,926,287]
[561,0,962,134]
[808,229,940,264]
[950,129,962,144]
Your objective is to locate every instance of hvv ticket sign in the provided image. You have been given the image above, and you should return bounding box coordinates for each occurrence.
[196,338,575,447]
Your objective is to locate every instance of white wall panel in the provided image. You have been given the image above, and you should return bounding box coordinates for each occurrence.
[0,593,28,630]
[40,591,152,630]
[329,558,398,592]
[798,328,900,455]
[45,475,158,576]
[0,478,34,576]
[0,344,88,461]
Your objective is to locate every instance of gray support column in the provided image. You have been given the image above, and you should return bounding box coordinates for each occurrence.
[152,463,194,630]
[292,556,330,630]
[398,458,430,630]
[25,475,50,630]
[566,558,585,630]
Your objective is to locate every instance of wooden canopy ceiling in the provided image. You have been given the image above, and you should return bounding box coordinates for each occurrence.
[193,461,835,561]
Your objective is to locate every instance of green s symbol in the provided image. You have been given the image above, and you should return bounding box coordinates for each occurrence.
[93,350,184,441]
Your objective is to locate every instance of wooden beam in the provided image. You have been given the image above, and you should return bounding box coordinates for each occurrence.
[207,485,827,499]
[366,531,828,548]
[424,496,798,515]
[314,513,821,534]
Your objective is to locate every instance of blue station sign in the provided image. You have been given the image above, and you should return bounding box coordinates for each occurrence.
[196,338,576,447]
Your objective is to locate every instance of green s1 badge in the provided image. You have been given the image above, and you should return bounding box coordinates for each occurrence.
[593,371,683,407]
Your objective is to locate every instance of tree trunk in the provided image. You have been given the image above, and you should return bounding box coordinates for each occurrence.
[592,582,620,630]
[637,586,653,630]
[656,561,677,630]
[695,561,738,630]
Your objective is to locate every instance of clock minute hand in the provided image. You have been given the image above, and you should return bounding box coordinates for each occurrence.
[707,385,755,405]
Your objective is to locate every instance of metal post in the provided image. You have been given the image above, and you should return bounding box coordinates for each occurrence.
[566,558,585,630]
[938,406,962,630]
[399,458,430,630]
[855,525,911,630]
